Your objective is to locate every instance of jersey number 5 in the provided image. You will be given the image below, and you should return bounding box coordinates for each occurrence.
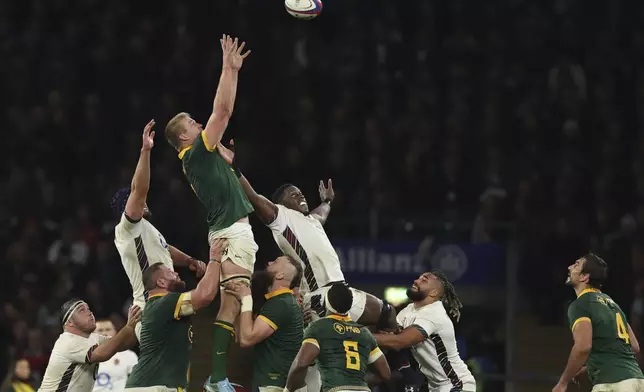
[343,341,360,370]
[616,312,630,344]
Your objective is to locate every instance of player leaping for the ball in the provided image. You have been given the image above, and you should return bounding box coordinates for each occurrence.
[111,119,206,340]
[217,140,397,329]
[164,35,254,392]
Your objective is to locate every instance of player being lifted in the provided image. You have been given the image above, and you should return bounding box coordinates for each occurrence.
[553,254,643,392]
[285,283,391,392]
[125,240,228,392]
[164,35,254,392]
[111,119,206,340]
[374,271,476,392]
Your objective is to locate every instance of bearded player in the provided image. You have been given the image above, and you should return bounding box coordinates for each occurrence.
[553,254,643,392]
[111,119,206,341]
[125,240,227,392]
[164,35,254,392]
[374,271,476,392]
[93,320,138,392]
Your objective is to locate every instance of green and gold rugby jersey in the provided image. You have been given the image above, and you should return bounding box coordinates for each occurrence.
[254,288,303,388]
[568,288,644,385]
[179,131,253,232]
[303,315,383,392]
[126,292,194,390]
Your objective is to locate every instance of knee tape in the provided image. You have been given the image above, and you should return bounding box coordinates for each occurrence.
[220,274,252,287]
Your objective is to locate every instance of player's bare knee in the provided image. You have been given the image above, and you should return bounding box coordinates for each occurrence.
[217,290,242,323]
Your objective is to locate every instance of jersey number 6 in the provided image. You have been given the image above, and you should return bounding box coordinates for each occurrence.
[616,312,630,344]
[343,341,360,370]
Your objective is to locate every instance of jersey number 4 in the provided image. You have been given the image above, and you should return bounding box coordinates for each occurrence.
[616,312,630,344]
[343,341,360,370]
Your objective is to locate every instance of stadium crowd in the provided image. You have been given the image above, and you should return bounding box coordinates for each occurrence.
[2,0,644,389]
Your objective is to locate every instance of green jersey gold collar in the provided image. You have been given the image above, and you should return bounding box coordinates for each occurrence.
[264,287,294,299]
[577,288,601,298]
[178,146,192,160]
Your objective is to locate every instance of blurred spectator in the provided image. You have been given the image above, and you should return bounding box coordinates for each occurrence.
[0,359,35,392]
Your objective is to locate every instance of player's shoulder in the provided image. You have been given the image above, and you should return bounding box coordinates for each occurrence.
[89,333,108,344]
[56,332,91,350]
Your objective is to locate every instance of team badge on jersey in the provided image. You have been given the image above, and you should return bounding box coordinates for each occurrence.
[158,233,168,249]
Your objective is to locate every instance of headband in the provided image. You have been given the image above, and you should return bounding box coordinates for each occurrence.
[324,289,348,315]
[62,300,86,326]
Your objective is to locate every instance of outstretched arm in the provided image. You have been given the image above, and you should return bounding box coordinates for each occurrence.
[89,306,141,363]
[310,179,334,225]
[203,35,250,149]
[168,245,206,278]
[189,239,227,311]
[374,327,426,350]
[285,341,320,392]
[124,120,155,222]
[217,140,278,224]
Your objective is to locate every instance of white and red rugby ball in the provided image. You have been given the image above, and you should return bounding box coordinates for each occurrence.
[285,0,323,20]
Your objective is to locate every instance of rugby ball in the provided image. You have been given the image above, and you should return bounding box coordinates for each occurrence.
[285,0,323,20]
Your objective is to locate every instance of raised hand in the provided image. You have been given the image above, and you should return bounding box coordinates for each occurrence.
[188,259,207,278]
[221,34,251,71]
[142,119,155,151]
[217,139,235,165]
[319,179,335,202]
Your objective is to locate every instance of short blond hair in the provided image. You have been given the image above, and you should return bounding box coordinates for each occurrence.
[165,112,190,150]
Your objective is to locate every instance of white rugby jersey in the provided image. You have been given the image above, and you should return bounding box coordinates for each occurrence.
[267,205,345,293]
[93,350,138,392]
[39,332,108,392]
[397,301,475,391]
[114,214,174,308]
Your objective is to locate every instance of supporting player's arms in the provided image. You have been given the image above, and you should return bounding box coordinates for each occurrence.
[369,347,391,382]
[555,318,592,388]
[89,306,141,363]
[628,323,641,354]
[203,35,250,149]
[310,179,334,225]
[374,326,426,350]
[284,340,320,392]
[223,282,276,347]
[189,239,227,311]
[124,120,155,222]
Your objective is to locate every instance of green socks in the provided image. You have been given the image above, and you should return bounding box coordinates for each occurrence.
[211,320,235,382]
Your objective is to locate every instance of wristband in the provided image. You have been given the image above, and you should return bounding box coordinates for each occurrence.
[323,198,332,205]
[209,258,221,264]
[241,295,253,313]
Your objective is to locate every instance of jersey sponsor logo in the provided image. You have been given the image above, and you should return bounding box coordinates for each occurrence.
[333,323,361,335]
[430,245,468,282]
